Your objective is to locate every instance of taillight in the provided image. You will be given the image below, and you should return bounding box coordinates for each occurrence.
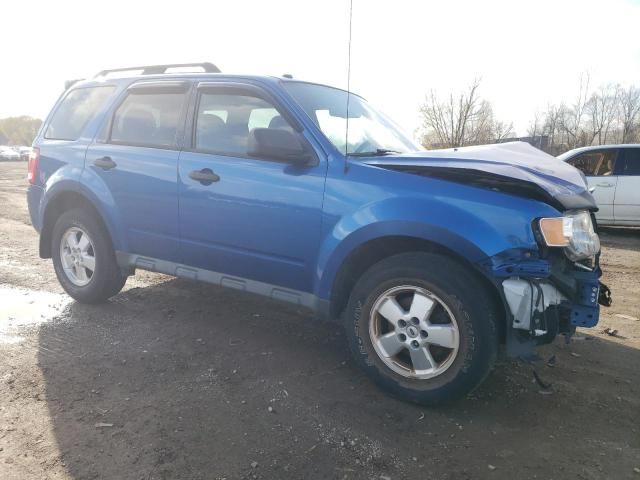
[27,148,39,185]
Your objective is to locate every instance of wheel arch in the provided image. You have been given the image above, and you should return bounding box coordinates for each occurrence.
[325,234,505,340]
[39,189,121,259]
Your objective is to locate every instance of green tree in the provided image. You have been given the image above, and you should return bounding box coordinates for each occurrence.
[0,116,43,145]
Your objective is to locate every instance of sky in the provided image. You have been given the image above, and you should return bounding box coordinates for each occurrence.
[1,0,639,137]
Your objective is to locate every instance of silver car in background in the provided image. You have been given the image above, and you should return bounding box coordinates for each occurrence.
[559,145,640,226]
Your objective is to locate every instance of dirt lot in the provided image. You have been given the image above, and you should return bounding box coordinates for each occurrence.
[0,161,639,480]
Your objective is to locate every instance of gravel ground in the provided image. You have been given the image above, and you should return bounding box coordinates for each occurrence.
[0,160,639,480]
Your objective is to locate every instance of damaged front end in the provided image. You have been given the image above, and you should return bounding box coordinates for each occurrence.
[363,142,612,356]
[480,221,611,358]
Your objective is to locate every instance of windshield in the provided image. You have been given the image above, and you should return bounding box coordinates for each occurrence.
[283,81,421,156]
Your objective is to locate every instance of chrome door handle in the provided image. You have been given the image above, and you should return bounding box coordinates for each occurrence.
[595,182,613,187]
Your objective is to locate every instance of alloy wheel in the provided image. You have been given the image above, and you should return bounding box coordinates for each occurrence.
[369,285,460,379]
[59,227,96,287]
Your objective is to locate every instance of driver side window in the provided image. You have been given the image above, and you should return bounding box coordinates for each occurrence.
[194,92,294,158]
[568,150,617,176]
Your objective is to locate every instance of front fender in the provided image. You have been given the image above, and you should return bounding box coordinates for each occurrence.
[314,194,557,300]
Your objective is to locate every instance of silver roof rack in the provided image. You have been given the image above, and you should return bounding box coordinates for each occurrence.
[95,62,221,77]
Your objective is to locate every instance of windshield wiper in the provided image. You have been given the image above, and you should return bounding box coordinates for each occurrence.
[347,148,401,157]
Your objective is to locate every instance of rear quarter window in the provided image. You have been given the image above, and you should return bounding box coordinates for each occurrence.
[45,86,116,141]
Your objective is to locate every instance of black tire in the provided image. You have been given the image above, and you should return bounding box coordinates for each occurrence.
[51,208,127,304]
[345,252,498,405]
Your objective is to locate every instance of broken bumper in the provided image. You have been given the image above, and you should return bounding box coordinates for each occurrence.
[502,270,601,334]
[481,249,609,346]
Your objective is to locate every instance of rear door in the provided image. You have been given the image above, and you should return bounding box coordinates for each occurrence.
[566,149,619,224]
[177,82,326,293]
[613,148,640,225]
[85,81,189,262]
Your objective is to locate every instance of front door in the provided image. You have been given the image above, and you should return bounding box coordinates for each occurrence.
[85,81,189,262]
[567,149,619,224]
[177,83,326,293]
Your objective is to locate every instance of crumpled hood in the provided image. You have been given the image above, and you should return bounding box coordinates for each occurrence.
[364,141,596,211]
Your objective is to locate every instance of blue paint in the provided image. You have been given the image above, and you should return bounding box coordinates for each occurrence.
[29,73,602,330]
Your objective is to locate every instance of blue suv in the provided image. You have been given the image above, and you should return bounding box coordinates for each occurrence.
[27,63,608,404]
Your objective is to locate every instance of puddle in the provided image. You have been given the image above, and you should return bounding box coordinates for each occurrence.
[0,287,71,343]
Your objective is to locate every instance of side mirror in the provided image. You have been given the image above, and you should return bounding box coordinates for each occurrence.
[247,128,314,166]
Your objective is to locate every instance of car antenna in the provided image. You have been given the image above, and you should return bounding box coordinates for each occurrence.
[344,0,353,173]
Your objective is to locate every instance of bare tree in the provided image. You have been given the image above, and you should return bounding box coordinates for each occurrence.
[527,112,541,138]
[493,120,514,142]
[618,85,640,143]
[560,73,591,149]
[465,100,495,144]
[586,84,619,145]
[420,79,484,147]
[419,79,512,148]
[542,104,563,148]
[421,75,640,153]
[532,80,628,154]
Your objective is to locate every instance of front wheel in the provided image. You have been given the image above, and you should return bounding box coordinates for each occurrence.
[52,208,127,304]
[345,252,498,405]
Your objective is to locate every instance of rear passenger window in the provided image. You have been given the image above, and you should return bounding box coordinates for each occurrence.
[110,92,186,148]
[568,150,617,176]
[45,86,115,141]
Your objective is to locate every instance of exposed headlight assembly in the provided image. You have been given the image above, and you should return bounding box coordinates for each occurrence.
[538,211,600,261]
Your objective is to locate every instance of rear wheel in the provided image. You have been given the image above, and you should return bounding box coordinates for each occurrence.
[52,208,126,303]
[345,252,498,405]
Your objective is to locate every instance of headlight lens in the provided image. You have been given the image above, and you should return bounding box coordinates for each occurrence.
[539,211,600,261]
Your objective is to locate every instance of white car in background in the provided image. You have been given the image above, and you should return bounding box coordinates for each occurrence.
[17,146,32,161]
[0,146,21,161]
[558,145,640,226]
